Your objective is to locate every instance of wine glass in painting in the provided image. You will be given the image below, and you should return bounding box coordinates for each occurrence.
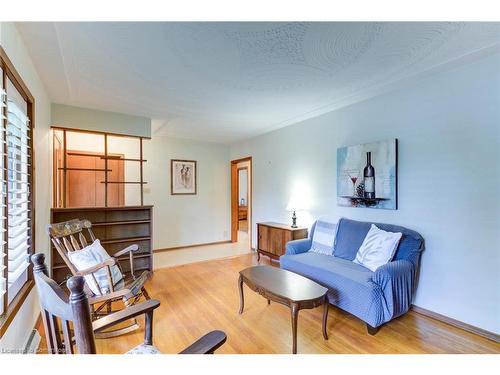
[346,169,359,197]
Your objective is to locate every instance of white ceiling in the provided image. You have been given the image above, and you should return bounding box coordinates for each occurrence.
[16,22,500,143]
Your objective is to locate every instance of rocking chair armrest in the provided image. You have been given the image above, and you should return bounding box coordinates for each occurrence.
[75,258,117,277]
[112,244,139,258]
[92,299,161,333]
[179,330,227,354]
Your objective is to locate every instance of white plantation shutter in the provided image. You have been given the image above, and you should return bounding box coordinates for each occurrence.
[6,93,31,304]
[0,84,5,315]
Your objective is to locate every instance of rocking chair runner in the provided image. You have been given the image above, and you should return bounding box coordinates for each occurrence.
[31,254,227,354]
[47,218,151,337]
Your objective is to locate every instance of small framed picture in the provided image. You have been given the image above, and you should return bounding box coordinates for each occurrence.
[171,159,197,195]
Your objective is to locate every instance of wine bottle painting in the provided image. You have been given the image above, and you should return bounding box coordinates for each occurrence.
[337,139,397,210]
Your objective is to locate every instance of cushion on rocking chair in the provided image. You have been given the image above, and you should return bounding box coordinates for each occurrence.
[126,344,161,354]
[67,239,123,296]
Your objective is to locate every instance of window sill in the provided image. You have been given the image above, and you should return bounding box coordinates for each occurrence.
[0,280,35,338]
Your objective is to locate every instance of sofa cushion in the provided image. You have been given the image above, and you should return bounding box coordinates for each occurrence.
[281,252,374,287]
[334,218,424,264]
[280,252,385,326]
[333,218,369,260]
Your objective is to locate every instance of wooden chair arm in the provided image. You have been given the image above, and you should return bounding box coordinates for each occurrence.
[178,330,227,354]
[75,258,116,276]
[113,244,139,258]
[92,299,160,333]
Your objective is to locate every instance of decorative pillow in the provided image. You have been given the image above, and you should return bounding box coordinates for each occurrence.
[67,239,123,296]
[309,220,337,255]
[353,224,402,272]
[126,344,161,354]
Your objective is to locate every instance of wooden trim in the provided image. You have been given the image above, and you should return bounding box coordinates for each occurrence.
[170,159,197,195]
[50,126,151,140]
[104,133,108,207]
[0,46,36,326]
[0,46,35,103]
[140,138,144,205]
[62,129,67,207]
[230,157,252,243]
[153,240,232,253]
[411,305,500,343]
[51,205,153,212]
[0,280,35,338]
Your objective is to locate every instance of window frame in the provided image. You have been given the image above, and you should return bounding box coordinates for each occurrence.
[0,46,36,337]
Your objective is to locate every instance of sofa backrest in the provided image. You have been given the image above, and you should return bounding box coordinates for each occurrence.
[333,217,424,266]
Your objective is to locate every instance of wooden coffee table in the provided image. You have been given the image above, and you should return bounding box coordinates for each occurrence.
[238,265,329,354]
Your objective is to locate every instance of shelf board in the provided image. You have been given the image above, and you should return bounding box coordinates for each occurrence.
[51,205,153,212]
[58,167,112,172]
[92,219,151,226]
[99,181,148,184]
[99,156,147,162]
[101,236,151,245]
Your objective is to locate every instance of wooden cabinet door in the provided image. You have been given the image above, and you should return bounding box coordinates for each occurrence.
[67,154,97,207]
[258,225,269,252]
[268,228,285,256]
[66,151,124,207]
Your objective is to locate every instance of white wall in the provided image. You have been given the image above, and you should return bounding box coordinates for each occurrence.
[230,52,500,334]
[238,169,248,205]
[0,22,52,351]
[144,136,231,250]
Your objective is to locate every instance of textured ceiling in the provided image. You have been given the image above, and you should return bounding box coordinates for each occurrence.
[15,22,500,143]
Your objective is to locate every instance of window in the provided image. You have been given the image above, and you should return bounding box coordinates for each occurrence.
[0,48,35,322]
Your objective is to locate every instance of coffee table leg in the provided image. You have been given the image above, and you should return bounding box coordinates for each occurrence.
[290,303,299,354]
[238,274,244,314]
[322,296,329,340]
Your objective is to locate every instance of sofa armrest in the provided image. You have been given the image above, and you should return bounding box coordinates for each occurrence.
[285,238,312,255]
[373,260,415,319]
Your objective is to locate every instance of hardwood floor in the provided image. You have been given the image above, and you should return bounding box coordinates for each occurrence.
[39,253,500,354]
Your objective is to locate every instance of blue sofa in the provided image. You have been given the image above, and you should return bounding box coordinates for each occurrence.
[280,218,424,334]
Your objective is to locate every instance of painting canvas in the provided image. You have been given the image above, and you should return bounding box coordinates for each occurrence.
[171,159,197,195]
[337,139,397,209]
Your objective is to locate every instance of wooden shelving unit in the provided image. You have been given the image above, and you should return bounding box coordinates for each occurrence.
[50,205,153,284]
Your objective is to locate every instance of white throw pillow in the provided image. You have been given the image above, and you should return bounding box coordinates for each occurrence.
[353,224,402,272]
[67,239,123,295]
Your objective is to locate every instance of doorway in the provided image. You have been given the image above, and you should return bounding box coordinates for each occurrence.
[231,157,252,246]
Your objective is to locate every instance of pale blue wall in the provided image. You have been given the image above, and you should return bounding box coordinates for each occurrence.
[230,52,500,334]
[51,103,151,137]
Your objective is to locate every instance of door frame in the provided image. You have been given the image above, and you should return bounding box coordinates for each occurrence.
[231,156,252,243]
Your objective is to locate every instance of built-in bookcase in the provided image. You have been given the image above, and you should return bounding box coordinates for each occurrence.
[50,205,153,284]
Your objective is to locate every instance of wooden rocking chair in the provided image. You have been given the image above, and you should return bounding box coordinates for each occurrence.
[47,218,151,338]
[32,253,227,354]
